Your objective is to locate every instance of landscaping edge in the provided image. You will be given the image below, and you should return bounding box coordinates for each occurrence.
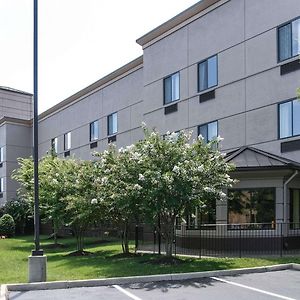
[1,263,299,296]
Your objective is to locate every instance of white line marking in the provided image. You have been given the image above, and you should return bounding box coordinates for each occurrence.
[113,285,142,300]
[211,277,296,300]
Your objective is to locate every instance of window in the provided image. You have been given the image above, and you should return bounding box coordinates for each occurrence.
[278,18,300,61]
[51,138,58,154]
[64,132,71,151]
[164,72,180,104]
[90,120,99,142]
[0,178,4,193]
[279,99,300,138]
[0,147,3,162]
[290,189,300,229]
[198,55,218,92]
[107,113,117,136]
[198,121,218,143]
[228,188,275,228]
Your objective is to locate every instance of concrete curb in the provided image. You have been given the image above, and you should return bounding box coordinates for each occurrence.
[6,263,300,293]
[0,285,8,300]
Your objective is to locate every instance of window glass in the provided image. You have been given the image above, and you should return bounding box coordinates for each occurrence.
[0,178,3,193]
[279,23,292,61]
[164,73,179,104]
[90,121,99,141]
[292,19,300,56]
[0,147,3,162]
[290,189,300,229]
[279,102,292,138]
[293,99,300,136]
[64,132,71,150]
[199,61,208,91]
[198,55,217,92]
[51,138,58,154]
[207,56,217,88]
[108,113,117,136]
[208,121,218,141]
[228,188,275,227]
[199,124,208,142]
[172,72,180,101]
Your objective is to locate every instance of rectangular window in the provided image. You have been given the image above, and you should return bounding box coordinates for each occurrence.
[107,113,117,136]
[90,120,99,142]
[164,72,180,104]
[64,132,71,151]
[51,138,58,154]
[228,188,275,228]
[279,99,300,138]
[0,178,4,193]
[290,189,300,229]
[278,18,300,61]
[198,55,218,92]
[0,147,3,162]
[198,121,218,143]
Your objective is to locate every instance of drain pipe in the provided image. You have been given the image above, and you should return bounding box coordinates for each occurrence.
[283,170,298,223]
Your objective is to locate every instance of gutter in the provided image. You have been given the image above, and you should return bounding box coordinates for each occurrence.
[283,170,298,223]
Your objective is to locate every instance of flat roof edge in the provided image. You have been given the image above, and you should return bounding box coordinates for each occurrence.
[0,116,32,126]
[0,86,32,97]
[39,56,143,120]
[136,0,221,46]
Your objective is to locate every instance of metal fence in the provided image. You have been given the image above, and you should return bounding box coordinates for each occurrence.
[135,222,300,258]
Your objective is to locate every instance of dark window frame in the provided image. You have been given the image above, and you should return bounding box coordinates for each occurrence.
[89,120,99,142]
[197,120,218,143]
[197,54,218,93]
[64,132,71,151]
[107,112,118,136]
[277,16,300,63]
[278,97,300,139]
[163,71,180,105]
[51,137,58,154]
[227,188,276,229]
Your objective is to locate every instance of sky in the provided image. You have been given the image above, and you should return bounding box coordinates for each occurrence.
[0,0,199,113]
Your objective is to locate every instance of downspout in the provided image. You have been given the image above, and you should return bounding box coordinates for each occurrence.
[283,170,298,223]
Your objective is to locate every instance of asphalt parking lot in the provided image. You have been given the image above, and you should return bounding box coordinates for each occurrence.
[9,269,300,300]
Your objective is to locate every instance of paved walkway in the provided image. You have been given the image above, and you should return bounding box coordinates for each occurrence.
[9,269,300,300]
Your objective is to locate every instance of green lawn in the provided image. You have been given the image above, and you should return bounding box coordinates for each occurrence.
[0,235,299,284]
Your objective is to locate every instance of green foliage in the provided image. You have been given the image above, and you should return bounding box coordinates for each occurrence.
[0,214,15,237]
[3,198,31,234]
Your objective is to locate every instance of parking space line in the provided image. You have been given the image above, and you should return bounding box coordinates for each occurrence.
[112,285,142,300]
[211,277,296,300]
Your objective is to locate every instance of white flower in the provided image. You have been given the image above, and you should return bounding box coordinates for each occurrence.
[91,198,98,204]
[216,135,224,142]
[138,174,145,181]
[133,184,142,191]
[52,179,58,184]
[172,165,180,174]
[197,165,204,172]
[118,147,125,153]
[101,177,108,184]
[198,134,204,140]
[141,122,147,129]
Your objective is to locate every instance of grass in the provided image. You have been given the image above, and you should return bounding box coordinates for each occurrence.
[0,235,300,284]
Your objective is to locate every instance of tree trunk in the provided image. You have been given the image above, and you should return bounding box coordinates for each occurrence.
[122,222,129,254]
[53,220,59,245]
[163,216,175,257]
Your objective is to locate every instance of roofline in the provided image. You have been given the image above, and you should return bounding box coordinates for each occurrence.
[0,116,32,127]
[0,86,32,97]
[39,56,143,121]
[136,0,222,47]
[232,165,300,172]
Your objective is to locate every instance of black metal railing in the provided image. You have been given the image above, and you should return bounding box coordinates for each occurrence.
[135,222,300,258]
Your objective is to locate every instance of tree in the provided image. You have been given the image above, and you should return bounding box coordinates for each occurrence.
[136,127,235,257]
[94,144,146,254]
[0,214,15,237]
[12,155,69,245]
[63,159,105,254]
[3,197,30,234]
